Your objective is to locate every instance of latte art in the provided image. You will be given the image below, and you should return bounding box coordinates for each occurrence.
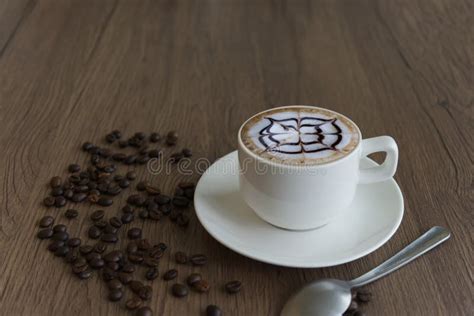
[240,107,360,165]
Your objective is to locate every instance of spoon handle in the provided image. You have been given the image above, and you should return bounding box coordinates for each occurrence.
[349,226,451,288]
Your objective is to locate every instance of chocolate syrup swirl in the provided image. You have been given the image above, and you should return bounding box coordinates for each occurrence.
[257,116,344,155]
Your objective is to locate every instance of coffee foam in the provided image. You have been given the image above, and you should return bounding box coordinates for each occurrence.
[240,107,360,165]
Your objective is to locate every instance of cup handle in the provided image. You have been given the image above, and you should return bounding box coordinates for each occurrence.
[359,136,398,184]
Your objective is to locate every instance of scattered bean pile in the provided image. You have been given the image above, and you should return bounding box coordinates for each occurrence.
[36,130,238,316]
[343,290,372,316]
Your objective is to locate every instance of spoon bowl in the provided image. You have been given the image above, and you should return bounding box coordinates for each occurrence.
[281,226,451,316]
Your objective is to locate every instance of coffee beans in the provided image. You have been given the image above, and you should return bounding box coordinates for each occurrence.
[138,285,153,300]
[175,251,188,264]
[88,226,102,239]
[135,306,153,316]
[65,209,79,219]
[68,164,81,173]
[90,210,105,221]
[356,289,372,303]
[171,283,188,298]
[145,268,159,280]
[98,197,113,206]
[67,238,81,248]
[190,254,207,266]
[107,279,123,290]
[126,297,143,310]
[166,131,178,146]
[162,269,178,281]
[206,305,222,316]
[101,233,118,243]
[108,288,123,301]
[39,216,54,228]
[225,280,242,294]
[186,273,201,286]
[128,228,142,240]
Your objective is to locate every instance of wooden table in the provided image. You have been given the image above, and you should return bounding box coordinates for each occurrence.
[0,1,472,315]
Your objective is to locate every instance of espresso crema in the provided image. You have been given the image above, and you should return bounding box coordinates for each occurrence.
[240,106,360,165]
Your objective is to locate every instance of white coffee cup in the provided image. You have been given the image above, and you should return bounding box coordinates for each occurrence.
[238,105,398,230]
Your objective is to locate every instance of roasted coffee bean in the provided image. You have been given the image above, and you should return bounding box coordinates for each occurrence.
[225,280,242,294]
[82,142,94,151]
[108,279,123,290]
[138,285,153,300]
[206,305,222,316]
[135,132,146,140]
[51,187,64,196]
[98,197,113,207]
[136,238,151,250]
[90,210,105,221]
[166,131,178,145]
[101,233,118,243]
[171,283,188,298]
[53,231,69,241]
[194,280,210,293]
[129,280,144,293]
[121,263,136,273]
[139,210,149,219]
[105,134,116,143]
[88,193,100,203]
[118,272,133,285]
[53,224,67,233]
[186,273,201,286]
[157,269,176,281]
[127,241,138,253]
[39,216,54,228]
[48,240,64,252]
[86,252,101,262]
[175,251,188,264]
[124,155,137,165]
[160,204,172,216]
[108,289,123,302]
[104,250,122,263]
[72,263,89,275]
[77,269,93,280]
[122,205,134,214]
[88,226,102,239]
[145,200,158,211]
[111,130,121,139]
[109,216,122,228]
[118,179,130,188]
[104,224,118,234]
[68,164,81,173]
[174,187,184,196]
[79,245,93,255]
[106,184,121,195]
[135,306,153,316]
[71,192,87,202]
[64,249,79,263]
[346,300,359,312]
[149,248,164,259]
[126,297,143,310]
[136,181,148,191]
[50,176,62,188]
[65,209,79,219]
[54,246,70,257]
[64,189,74,199]
[114,174,124,182]
[172,196,189,208]
[128,253,144,264]
[126,171,137,180]
[149,132,161,142]
[149,210,163,221]
[121,213,134,224]
[128,228,142,240]
[55,196,67,207]
[177,213,189,227]
[90,258,105,269]
[43,196,56,207]
[190,254,207,266]
[145,268,159,280]
[137,154,150,164]
[154,195,170,205]
[94,219,108,229]
[145,184,160,195]
[155,242,167,251]
[143,257,159,268]
[93,242,108,254]
[356,290,372,303]
[67,238,82,248]
[182,148,192,157]
[69,174,81,184]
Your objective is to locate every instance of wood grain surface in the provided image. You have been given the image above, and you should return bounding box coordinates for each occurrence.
[0,0,472,315]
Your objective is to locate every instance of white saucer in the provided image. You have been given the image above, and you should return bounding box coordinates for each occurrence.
[194,151,404,268]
